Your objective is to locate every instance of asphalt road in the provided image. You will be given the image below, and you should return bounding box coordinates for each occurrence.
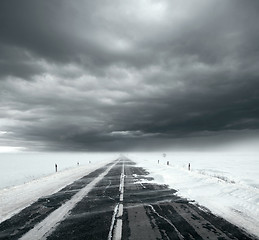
[0,158,258,240]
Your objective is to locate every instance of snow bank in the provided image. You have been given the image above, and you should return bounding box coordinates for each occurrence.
[130,152,259,238]
[0,153,115,223]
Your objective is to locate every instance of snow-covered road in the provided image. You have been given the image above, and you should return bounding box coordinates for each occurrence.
[131,152,259,238]
[0,157,258,240]
[20,161,118,240]
[0,159,113,223]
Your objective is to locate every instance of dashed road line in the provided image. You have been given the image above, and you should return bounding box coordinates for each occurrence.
[108,161,125,240]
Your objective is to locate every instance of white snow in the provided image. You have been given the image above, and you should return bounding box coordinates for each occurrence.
[0,152,116,223]
[19,161,118,240]
[130,152,259,238]
[1,151,259,238]
[0,152,117,190]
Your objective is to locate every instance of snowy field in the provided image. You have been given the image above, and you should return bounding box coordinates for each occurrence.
[0,152,116,222]
[0,152,259,238]
[0,152,117,190]
[130,152,259,238]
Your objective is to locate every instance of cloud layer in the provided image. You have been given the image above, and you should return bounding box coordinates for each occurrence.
[1,0,259,151]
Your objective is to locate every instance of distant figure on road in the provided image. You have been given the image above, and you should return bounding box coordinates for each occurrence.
[77,162,79,166]
[188,163,190,171]
[167,161,169,165]
[158,160,159,164]
[55,163,58,172]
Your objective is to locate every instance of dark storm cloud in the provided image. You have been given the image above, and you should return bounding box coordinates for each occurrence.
[1,0,259,151]
[0,44,45,79]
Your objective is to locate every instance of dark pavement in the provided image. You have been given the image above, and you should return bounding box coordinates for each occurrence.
[0,158,257,240]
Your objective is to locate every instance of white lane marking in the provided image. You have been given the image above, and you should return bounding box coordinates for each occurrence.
[113,219,122,240]
[119,161,125,202]
[148,205,185,240]
[108,161,125,240]
[19,162,118,240]
[118,204,123,217]
[119,163,125,201]
[108,204,119,240]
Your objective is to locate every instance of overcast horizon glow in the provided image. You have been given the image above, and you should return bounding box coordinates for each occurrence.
[1,0,259,152]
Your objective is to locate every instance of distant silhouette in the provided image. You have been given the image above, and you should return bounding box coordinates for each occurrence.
[55,163,58,172]
[188,163,190,171]
[167,161,169,165]
[158,160,159,164]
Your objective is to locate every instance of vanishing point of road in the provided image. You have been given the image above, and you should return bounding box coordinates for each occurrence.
[0,157,258,240]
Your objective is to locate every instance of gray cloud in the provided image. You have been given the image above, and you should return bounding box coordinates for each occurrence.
[0,0,259,151]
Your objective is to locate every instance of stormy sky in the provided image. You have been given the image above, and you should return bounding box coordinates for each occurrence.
[0,0,259,152]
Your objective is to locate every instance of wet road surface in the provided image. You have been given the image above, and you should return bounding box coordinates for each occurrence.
[0,158,258,240]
